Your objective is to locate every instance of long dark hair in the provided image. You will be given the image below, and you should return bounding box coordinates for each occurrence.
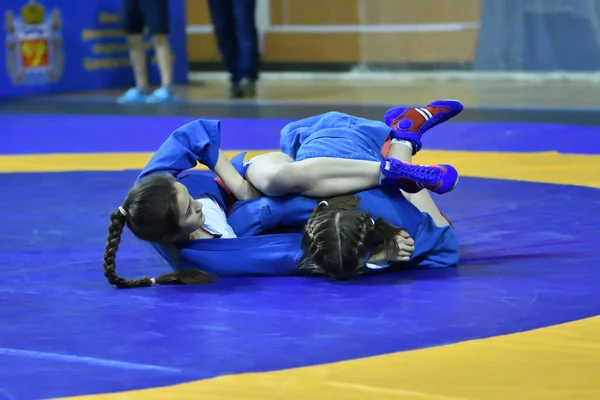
[103,174,214,288]
[299,195,402,280]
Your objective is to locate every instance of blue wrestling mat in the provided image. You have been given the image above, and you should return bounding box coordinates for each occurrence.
[1,111,600,399]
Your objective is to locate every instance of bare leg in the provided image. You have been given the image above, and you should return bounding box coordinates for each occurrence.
[152,34,173,87]
[127,35,148,89]
[387,142,450,227]
[245,152,382,197]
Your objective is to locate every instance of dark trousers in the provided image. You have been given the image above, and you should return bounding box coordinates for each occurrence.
[207,0,259,83]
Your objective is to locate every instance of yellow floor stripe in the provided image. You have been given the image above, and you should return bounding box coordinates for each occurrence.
[63,315,600,400]
[418,150,600,189]
[2,150,600,189]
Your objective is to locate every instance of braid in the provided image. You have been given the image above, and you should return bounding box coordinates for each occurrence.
[353,212,376,260]
[305,201,328,243]
[104,209,154,288]
[103,209,215,289]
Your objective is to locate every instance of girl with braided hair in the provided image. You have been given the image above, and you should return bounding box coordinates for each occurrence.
[104,101,460,288]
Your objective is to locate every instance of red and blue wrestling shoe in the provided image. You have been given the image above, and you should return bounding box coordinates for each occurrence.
[380,158,459,195]
[383,100,464,155]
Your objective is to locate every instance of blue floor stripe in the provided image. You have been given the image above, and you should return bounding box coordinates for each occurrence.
[3,114,600,155]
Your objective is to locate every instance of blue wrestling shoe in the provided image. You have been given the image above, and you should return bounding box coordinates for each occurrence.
[383,99,463,154]
[380,158,459,195]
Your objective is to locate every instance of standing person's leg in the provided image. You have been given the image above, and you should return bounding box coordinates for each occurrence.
[144,0,176,102]
[118,0,151,103]
[232,0,259,97]
[207,0,242,98]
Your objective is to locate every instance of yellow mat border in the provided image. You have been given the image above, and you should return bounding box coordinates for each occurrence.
[2,150,600,189]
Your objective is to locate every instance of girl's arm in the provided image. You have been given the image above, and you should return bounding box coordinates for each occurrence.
[213,150,262,200]
[151,233,304,277]
[136,119,260,200]
[136,119,223,183]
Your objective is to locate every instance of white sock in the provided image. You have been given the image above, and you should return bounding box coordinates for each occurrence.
[391,138,414,152]
[379,160,391,184]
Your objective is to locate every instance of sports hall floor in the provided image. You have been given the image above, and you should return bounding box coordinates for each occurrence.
[1,78,599,400]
